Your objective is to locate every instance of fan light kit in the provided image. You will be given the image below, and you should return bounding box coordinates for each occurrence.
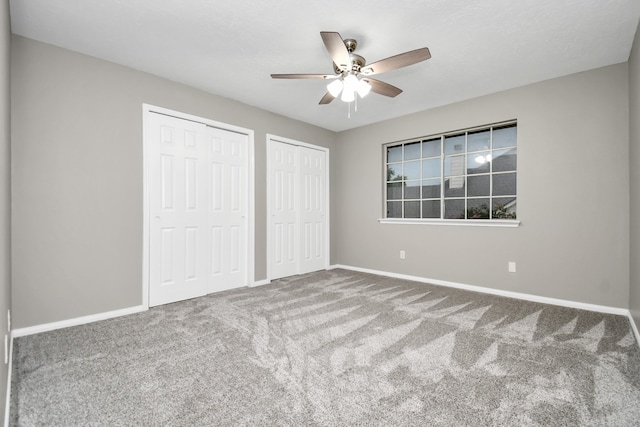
[327,73,371,102]
[271,31,431,110]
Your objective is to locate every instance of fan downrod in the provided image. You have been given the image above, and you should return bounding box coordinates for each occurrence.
[344,38,357,53]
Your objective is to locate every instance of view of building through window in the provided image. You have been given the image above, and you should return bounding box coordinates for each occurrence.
[385,122,517,220]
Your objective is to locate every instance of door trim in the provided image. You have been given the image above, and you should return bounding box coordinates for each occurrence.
[142,104,255,308]
[266,134,330,281]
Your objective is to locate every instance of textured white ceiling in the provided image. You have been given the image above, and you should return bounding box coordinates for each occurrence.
[9,0,640,132]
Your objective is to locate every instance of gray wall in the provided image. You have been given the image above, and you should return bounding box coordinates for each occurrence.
[0,0,9,420]
[335,63,630,308]
[11,36,336,329]
[630,21,640,330]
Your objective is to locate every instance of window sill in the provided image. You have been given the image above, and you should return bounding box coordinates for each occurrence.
[378,218,520,227]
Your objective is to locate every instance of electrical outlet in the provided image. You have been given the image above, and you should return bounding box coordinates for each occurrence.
[400,250,406,259]
[508,261,517,273]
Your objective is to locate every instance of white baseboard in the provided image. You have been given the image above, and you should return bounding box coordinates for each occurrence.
[333,264,630,317]
[9,267,640,342]
[3,332,12,427]
[629,312,640,347]
[249,279,271,288]
[12,305,148,338]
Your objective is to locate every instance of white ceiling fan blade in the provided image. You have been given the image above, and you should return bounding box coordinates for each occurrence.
[319,92,336,104]
[320,31,350,71]
[362,78,403,97]
[362,48,431,75]
[271,74,333,79]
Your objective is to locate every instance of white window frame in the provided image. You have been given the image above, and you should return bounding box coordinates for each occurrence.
[379,121,520,227]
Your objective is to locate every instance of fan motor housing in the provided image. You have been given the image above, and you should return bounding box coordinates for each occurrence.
[334,53,366,74]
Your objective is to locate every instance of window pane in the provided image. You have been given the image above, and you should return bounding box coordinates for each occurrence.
[493,197,517,219]
[387,163,402,181]
[493,148,517,172]
[444,199,465,219]
[404,160,421,180]
[467,175,490,197]
[387,145,402,162]
[404,142,421,160]
[445,176,465,197]
[422,138,441,158]
[404,201,420,218]
[422,178,441,198]
[387,201,402,218]
[493,172,516,196]
[468,129,490,152]
[404,180,420,199]
[387,182,403,200]
[444,134,465,155]
[444,155,465,176]
[422,200,441,218]
[422,158,441,179]
[467,151,491,174]
[493,125,517,148]
[467,198,490,219]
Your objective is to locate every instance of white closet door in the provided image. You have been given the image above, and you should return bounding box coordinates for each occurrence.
[268,139,327,280]
[149,113,208,306]
[148,112,249,307]
[299,146,326,274]
[208,127,248,292]
[269,141,298,279]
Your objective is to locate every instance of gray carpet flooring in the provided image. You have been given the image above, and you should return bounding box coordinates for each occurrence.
[9,269,640,426]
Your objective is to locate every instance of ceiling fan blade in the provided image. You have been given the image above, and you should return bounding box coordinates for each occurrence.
[319,92,336,104]
[271,73,331,79]
[362,47,431,75]
[362,78,403,98]
[320,31,350,71]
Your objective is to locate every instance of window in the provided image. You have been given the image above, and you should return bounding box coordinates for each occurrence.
[385,122,517,221]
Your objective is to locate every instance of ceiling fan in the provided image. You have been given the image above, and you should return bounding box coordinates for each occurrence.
[271,31,431,105]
